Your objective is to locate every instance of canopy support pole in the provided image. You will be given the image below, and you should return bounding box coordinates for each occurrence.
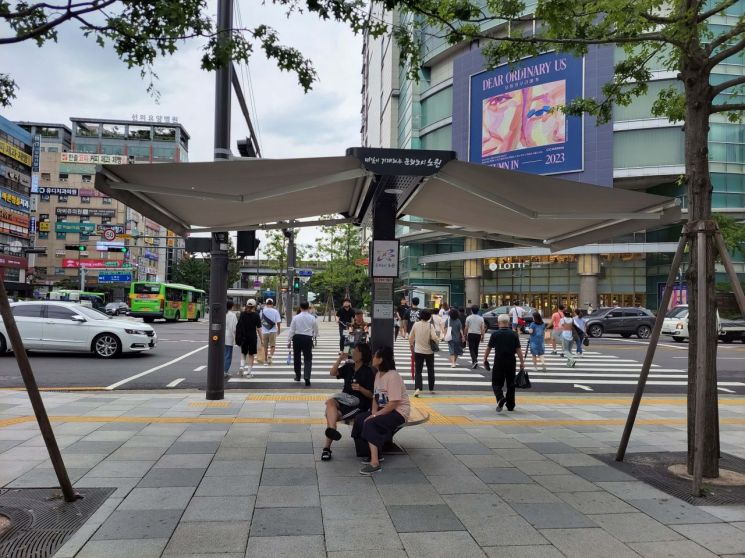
[370,187,397,353]
[616,231,688,461]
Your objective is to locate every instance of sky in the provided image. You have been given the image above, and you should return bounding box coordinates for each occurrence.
[1,0,364,247]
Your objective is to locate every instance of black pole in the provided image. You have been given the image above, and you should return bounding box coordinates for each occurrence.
[206,0,233,401]
[370,187,397,353]
[285,231,295,326]
[0,279,78,502]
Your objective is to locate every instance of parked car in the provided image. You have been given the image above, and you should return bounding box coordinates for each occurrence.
[662,304,745,343]
[105,302,130,316]
[585,306,656,339]
[483,305,536,331]
[0,301,157,358]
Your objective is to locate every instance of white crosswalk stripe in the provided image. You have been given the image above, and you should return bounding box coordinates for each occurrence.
[218,329,745,391]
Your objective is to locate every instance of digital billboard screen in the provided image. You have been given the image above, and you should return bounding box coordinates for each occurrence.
[469,52,583,175]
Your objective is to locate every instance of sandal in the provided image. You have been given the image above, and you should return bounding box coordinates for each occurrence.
[325,427,342,441]
[321,448,332,461]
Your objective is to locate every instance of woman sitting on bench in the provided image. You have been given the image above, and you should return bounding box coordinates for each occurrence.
[352,346,411,476]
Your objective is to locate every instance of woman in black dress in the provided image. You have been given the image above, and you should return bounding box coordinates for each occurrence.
[235,299,262,377]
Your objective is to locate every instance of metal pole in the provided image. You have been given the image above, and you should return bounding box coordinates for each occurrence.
[714,230,745,320]
[205,0,233,401]
[0,279,78,502]
[285,231,295,326]
[616,232,688,461]
[370,187,396,353]
[692,225,708,495]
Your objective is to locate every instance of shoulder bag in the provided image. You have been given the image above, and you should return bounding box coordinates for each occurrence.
[515,367,532,389]
[429,321,440,353]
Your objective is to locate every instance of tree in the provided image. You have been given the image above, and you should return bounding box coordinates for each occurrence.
[381,0,745,478]
[0,0,386,106]
[172,256,210,292]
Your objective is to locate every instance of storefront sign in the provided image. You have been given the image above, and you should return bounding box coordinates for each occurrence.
[131,114,179,123]
[0,186,30,211]
[32,135,41,172]
[39,221,50,232]
[352,148,453,176]
[55,221,96,233]
[0,220,29,239]
[469,51,584,175]
[62,259,125,269]
[61,152,127,165]
[488,261,529,271]
[0,138,32,166]
[371,239,399,278]
[55,207,116,218]
[79,188,106,198]
[38,186,79,196]
[0,208,30,227]
[0,164,31,187]
[96,224,125,234]
[0,254,27,268]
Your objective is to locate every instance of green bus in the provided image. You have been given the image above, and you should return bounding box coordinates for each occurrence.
[129,282,206,323]
[48,289,107,311]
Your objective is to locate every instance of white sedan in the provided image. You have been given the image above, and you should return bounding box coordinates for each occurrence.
[0,301,157,358]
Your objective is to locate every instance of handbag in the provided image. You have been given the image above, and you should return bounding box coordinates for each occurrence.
[332,392,360,407]
[515,367,532,389]
[444,326,453,342]
[582,336,590,347]
[429,322,440,352]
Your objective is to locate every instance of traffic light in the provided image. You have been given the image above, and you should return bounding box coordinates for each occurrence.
[293,277,301,292]
[236,230,260,257]
[65,244,86,251]
[106,246,128,253]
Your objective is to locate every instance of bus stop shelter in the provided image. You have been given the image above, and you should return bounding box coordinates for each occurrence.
[93,147,681,399]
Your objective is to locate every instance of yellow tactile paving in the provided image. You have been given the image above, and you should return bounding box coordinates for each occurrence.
[188,401,231,408]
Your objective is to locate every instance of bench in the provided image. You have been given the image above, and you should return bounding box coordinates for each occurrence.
[348,406,431,457]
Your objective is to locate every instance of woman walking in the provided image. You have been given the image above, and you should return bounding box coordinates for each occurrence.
[408,309,440,397]
[573,308,587,358]
[561,308,576,368]
[235,299,263,377]
[445,308,464,368]
[526,311,547,371]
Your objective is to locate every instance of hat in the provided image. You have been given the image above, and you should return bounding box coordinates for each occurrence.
[246,299,257,306]
[265,298,274,304]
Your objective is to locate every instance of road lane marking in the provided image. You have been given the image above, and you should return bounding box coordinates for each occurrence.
[105,345,208,390]
[718,387,736,393]
[193,365,206,372]
[166,378,185,388]
[574,384,594,391]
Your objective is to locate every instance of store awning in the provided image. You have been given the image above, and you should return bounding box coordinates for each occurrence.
[95,148,681,251]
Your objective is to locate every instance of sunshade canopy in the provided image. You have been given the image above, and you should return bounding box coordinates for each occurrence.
[95,148,681,251]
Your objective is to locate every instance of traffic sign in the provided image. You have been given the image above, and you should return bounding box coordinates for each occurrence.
[297,269,313,277]
[117,234,132,239]
[102,229,116,241]
[98,273,132,283]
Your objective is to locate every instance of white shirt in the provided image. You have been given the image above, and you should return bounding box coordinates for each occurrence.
[260,307,281,333]
[288,311,319,338]
[465,313,485,334]
[509,306,524,323]
[225,310,238,345]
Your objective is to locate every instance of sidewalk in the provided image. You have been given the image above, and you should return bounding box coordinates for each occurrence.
[1,389,744,557]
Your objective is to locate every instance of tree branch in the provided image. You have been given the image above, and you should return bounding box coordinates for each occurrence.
[698,0,738,21]
[710,102,745,113]
[708,32,745,67]
[707,15,745,53]
[711,74,745,96]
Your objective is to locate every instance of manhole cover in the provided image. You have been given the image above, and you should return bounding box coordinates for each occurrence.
[597,452,745,505]
[0,487,114,558]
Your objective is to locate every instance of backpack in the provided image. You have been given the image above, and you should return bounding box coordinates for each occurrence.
[260,310,276,330]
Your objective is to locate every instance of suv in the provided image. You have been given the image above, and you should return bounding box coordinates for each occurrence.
[585,307,656,339]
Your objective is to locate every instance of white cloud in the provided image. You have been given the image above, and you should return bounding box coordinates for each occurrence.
[1,0,363,246]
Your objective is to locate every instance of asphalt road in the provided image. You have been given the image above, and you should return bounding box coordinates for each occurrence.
[1,317,743,394]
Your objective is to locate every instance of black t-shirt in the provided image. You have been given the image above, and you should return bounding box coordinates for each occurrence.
[488,328,520,361]
[398,304,409,320]
[337,363,375,411]
[236,312,262,342]
[336,307,356,326]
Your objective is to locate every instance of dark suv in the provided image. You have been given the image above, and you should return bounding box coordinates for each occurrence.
[585,307,656,339]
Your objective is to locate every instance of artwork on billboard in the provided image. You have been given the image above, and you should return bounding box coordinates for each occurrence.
[469,52,583,175]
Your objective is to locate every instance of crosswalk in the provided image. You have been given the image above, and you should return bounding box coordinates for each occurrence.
[225,329,745,392]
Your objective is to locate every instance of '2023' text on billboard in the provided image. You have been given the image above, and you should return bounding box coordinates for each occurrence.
[469,52,583,175]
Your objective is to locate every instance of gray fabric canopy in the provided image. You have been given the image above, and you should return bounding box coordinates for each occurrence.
[95,151,681,251]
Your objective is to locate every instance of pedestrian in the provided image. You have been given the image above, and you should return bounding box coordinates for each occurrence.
[561,308,577,367]
[224,300,238,378]
[408,297,421,323]
[483,314,525,413]
[397,297,410,339]
[587,302,595,314]
[573,308,587,358]
[438,302,449,320]
[408,308,440,397]
[288,301,320,386]
[322,343,375,461]
[393,313,400,340]
[259,298,281,365]
[509,302,525,333]
[550,304,565,355]
[526,311,547,371]
[480,302,489,315]
[336,298,356,352]
[464,304,486,369]
[235,299,262,377]
[445,308,464,368]
[355,346,411,475]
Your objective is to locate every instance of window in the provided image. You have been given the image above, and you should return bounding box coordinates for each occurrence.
[102,124,125,139]
[100,217,111,224]
[101,144,125,155]
[153,146,175,161]
[39,127,59,138]
[607,310,624,318]
[58,195,68,203]
[128,125,151,140]
[59,173,69,182]
[54,267,65,275]
[127,145,150,160]
[165,287,184,302]
[153,127,176,141]
[76,122,100,137]
[82,175,92,183]
[76,143,97,154]
[81,196,91,204]
[624,310,644,317]
[12,304,43,318]
[102,197,113,205]
[47,146,58,153]
[56,232,66,240]
[46,305,77,320]
[41,173,51,181]
[40,194,50,202]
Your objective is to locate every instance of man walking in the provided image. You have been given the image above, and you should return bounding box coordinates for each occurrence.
[336,298,356,352]
[397,297,410,340]
[259,298,281,365]
[224,300,238,379]
[509,302,524,333]
[464,305,486,369]
[550,304,565,356]
[289,301,320,386]
[483,314,525,413]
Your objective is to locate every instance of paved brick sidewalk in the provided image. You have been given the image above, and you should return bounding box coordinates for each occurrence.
[1,390,744,557]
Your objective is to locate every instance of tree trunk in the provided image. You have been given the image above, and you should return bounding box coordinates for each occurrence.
[682,63,720,478]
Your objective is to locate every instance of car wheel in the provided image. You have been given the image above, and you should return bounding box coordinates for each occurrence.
[722,335,734,344]
[621,333,631,338]
[637,325,652,339]
[93,333,121,359]
[588,324,603,338]
[672,336,685,343]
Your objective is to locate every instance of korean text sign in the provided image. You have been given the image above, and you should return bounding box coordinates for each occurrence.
[469,52,583,175]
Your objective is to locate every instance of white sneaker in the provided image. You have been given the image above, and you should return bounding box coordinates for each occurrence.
[414,389,421,398]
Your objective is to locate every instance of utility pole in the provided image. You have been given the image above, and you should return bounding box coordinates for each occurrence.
[205,0,233,401]
[284,229,295,326]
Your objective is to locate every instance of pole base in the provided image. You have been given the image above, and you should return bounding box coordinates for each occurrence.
[205,390,224,401]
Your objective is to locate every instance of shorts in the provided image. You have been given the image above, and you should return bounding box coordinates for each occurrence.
[337,403,361,421]
[552,329,563,341]
[262,332,277,348]
[240,337,258,356]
